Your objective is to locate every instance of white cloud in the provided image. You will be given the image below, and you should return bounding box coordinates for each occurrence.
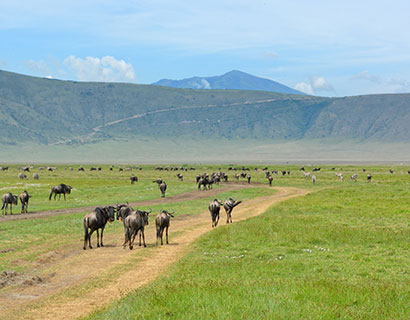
[63,55,136,82]
[311,76,332,91]
[295,82,314,95]
[295,76,333,95]
[351,70,381,83]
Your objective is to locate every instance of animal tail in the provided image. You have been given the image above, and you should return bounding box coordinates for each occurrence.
[125,227,131,243]
[83,217,89,242]
[49,191,53,200]
[156,226,161,239]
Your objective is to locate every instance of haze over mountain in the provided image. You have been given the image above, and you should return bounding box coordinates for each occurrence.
[152,70,305,95]
[1,69,410,162]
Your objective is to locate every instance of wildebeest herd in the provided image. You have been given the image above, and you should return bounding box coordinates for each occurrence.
[2,165,409,253]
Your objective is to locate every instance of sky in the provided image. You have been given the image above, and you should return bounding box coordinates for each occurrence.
[1,0,410,97]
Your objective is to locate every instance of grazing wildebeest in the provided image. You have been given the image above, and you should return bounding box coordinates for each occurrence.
[19,190,30,213]
[281,170,287,176]
[83,206,115,250]
[49,183,72,200]
[367,174,372,182]
[247,175,251,184]
[363,168,366,172]
[408,170,410,175]
[124,209,150,249]
[389,169,394,174]
[209,199,223,227]
[155,210,174,245]
[18,173,27,180]
[267,175,273,186]
[22,166,30,172]
[1,192,18,215]
[312,175,317,184]
[90,167,97,171]
[195,174,201,183]
[223,198,242,224]
[198,177,209,190]
[0,167,8,171]
[159,182,167,197]
[313,167,321,172]
[304,172,311,179]
[78,167,85,172]
[234,173,239,180]
[130,175,138,184]
[33,173,39,180]
[350,174,358,182]
[176,173,183,181]
[300,166,305,171]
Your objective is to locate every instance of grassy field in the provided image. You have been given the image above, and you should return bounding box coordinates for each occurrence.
[84,165,409,320]
[1,164,409,319]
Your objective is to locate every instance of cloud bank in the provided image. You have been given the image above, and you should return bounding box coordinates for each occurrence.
[63,56,136,82]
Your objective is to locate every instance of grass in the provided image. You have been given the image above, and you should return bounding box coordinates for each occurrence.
[1,164,410,319]
[85,166,410,320]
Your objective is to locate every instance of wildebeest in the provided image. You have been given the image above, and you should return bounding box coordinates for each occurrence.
[247,175,251,184]
[159,182,167,197]
[19,190,30,213]
[389,169,394,174]
[176,173,183,181]
[223,198,242,224]
[83,206,115,250]
[33,173,39,180]
[0,167,8,171]
[408,170,410,175]
[90,167,97,171]
[209,199,223,227]
[367,174,372,182]
[49,183,72,200]
[124,209,150,249]
[303,172,311,179]
[267,175,273,186]
[1,192,18,215]
[234,173,239,180]
[350,174,358,182]
[312,175,317,184]
[78,167,85,172]
[18,173,27,180]
[155,210,174,245]
[130,175,138,184]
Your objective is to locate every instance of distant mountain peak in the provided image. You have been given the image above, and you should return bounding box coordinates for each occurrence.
[152,70,305,95]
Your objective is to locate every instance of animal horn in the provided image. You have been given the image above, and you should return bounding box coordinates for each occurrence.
[148,208,152,213]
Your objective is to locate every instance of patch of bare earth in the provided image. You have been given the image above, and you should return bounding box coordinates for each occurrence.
[0,187,307,320]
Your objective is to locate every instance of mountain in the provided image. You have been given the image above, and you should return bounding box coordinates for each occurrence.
[1,69,410,162]
[152,70,305,95]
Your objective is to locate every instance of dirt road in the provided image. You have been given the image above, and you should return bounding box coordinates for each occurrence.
[0,186,308,320]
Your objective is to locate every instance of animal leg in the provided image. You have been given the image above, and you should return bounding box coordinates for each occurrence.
[130,231,137,250]
[141,230,146,247]
[96,229,100,247]
[166,226,169,244]
[100,227,105,247]
[88,229,95,249]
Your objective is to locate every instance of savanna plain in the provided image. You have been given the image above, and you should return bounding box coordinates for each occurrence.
[0,164,408,319]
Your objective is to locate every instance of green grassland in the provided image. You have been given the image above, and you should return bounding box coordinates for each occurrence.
[84,165,409,320]
[1,164,409,319]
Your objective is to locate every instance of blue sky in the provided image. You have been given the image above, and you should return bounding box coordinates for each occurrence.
[1,0,410,96]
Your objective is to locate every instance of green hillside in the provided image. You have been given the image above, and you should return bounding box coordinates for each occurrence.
[1,70,410,162]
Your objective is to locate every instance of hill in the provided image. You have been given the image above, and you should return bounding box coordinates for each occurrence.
[152,70,305,95]
[1,69,410,162]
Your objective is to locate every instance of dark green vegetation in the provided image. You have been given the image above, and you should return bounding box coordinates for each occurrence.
[1,70,410,163]
[86,165,410,320]
[153,70,305,95]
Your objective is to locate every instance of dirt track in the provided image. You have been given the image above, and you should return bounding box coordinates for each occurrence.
[0,186,308,320]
